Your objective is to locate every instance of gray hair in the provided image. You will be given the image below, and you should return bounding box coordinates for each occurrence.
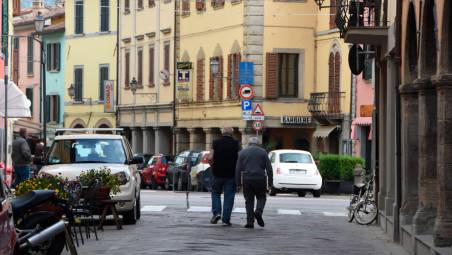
[248,137,260,145]
[221,127,234,136]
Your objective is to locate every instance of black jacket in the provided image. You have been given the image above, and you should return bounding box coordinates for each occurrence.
[212,136,241,178]
[235,145,273,186]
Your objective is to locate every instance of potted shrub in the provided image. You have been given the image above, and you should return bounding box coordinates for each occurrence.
[79,167,121,200]
[318,154,364,194]
[15,174,69,199]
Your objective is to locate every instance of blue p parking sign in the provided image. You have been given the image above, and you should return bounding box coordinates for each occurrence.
[241,100,253,111]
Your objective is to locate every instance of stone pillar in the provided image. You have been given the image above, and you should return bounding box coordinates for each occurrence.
[188,128,198,150]
[433,74,452,247]
[378,72,387,212]
[398,83,419,224]
[204,128,213,151]
[154,127,162,154]
[131,127,143,154]
[142,127,155,154]
[175,128,188,153]
[413,79,437,234]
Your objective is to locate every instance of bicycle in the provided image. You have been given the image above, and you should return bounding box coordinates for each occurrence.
[347,175,378,225]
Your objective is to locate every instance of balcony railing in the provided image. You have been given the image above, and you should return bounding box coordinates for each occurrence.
[308,92,345,125]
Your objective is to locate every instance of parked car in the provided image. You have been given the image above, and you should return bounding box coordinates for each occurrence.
[0,172,16,255]
[166,150,201,190]
[38,131,143,224]
[141,154,172,189]
[189,151,212,191]
[268,149,322,197]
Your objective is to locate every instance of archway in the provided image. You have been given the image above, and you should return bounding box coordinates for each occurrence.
[405,2,418,80]
[419,0,438,77]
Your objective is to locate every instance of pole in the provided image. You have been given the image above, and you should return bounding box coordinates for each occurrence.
[115,0,120,125]
[41,39,47,154]
[3,0,9,172]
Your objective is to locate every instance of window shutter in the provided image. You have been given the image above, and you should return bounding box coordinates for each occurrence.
[164,43,170,84]
[138,49,143,86]
[209,58,214,100]
[125,0,130,12]
[148,0,155,7]
[46,43,52,71]
[55,43,60,71]
[138,0,143,9]
[125,51,130,88]
[149,47,155,86]
[234,53,241,99]
[45,95,51,123]
[182,0,190,15]
[329,0,336,29]
[56,95,61,123]
[196,59,204,101]
[266,53,279,99]
[218,56,223,101]
[196,0,205,11]
[227,54,232,98]
[75,68,83,101]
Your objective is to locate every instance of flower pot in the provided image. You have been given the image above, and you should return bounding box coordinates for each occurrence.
[322,180,341,194]
[82,187,111,200]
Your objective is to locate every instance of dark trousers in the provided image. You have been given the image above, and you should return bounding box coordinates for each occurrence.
[211,177,236,223]
[243,179,267,223]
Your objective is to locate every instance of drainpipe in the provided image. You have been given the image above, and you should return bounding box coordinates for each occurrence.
[172,0,178,156]
[115,0,120,127]
[155,0,160,104]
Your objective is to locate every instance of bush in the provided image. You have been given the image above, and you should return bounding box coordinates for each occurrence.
[318,154,364,181]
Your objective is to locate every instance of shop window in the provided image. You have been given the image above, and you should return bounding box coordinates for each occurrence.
[227,53,240,99]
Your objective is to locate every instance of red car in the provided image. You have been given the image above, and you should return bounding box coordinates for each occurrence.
[0,173,16,255]
[141,155,172,189]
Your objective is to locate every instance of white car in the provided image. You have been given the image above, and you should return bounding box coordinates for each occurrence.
[268,149,322,197]
[39,131,142,224]
[189,151,211,191]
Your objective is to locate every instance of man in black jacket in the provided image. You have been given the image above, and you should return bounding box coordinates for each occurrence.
[209,127,241,226]
[236,137,273,228]
[12,128,32,188]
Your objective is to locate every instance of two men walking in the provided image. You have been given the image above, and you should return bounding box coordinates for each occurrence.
[209,127,273,228]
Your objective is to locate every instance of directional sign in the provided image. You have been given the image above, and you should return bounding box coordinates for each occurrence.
[253,121,264,132]
[241,100,253,111]
[239,85,254,100]
[239,62,254,85]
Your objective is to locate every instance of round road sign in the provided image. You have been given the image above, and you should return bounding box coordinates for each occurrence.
[239,85,254,100]
[252,120,264,132]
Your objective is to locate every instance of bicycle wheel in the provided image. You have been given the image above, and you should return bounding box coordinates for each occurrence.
[347,196,358,222]
[354,200,378,225]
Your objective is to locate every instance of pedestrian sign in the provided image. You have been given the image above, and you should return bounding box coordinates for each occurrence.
[251,103,265,121]
[241,100,253,111]
[239,62,254,85]
[239,85,254,100]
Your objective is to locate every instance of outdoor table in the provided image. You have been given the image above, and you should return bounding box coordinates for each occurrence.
[97,199,128,230]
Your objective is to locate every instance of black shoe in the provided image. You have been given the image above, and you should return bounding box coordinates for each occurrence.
[244,223,254,229]
[222,222,232,227]
[210,215,221,224]
[254,212,265,227]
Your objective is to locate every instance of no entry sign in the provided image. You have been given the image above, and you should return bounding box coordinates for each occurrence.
[239,85,254,100]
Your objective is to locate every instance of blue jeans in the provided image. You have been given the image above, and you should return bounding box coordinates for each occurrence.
[13,165,31,188]
[211,177,236,223]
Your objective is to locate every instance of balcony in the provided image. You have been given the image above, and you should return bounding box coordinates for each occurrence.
[308,92,345,125]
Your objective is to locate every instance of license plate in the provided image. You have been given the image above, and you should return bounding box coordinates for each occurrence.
[290,169,306,175]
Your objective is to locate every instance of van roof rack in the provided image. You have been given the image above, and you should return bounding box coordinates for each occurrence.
[55,128,124,136]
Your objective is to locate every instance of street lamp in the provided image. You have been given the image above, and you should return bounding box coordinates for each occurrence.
[130,77,138,94]
[315,0,325,9]
[67,84,75,99]
[34,12,45,33]
[34,12,47,153]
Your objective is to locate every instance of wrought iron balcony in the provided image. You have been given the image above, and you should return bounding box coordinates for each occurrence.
[308,92,345,125]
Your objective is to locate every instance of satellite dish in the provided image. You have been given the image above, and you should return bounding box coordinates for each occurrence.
[348,44,365,75]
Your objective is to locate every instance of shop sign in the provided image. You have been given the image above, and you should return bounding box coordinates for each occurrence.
[280,116,311,125]
[360,105,373,117]
[104,80,115,113]
[177,62,192,70]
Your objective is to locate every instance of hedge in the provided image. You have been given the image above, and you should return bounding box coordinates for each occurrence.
[318,154,365,181]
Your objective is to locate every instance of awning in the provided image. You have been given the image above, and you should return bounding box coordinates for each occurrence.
[0,80,32,118]
[313,125,337,138]
[352,117,372,126]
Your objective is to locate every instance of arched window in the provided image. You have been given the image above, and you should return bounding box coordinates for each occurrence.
[406,2,417,73]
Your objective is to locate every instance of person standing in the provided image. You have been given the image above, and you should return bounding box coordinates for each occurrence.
[12,128,32,188]
[209,127,241,226]
[236,137,273,228]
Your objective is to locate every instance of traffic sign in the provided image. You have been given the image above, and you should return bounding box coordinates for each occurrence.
[239,85,254,100]
[253,121,264,132]
[241,100,253,111]
[252,103,264,116]
[239,62,254,85]
[242,111,252,120]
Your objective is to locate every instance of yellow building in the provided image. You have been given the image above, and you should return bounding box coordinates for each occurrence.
[175,0,351,154]
[118,0,175,155]
[64,0,117,129]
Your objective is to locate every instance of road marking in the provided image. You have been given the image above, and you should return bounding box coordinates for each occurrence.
[141,205,167,212]
[232,207,246,214]
[187,206,211,212]
[323,212,347,217]
[277,209,302,215]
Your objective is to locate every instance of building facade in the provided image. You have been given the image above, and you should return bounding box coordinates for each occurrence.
[64,0,117,129]
[175,0,351,155]
[117,0,175,155]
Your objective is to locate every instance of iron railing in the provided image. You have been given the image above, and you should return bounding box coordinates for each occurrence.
[308,92,345,124]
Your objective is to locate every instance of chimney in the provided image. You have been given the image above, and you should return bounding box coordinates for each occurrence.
[32,0,44,8]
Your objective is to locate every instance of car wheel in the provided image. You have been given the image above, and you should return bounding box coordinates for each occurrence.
[269,187,277,196]
[313,189,321,198]
[123,199,138,225]
[297,191,306,197]
[136,195,141,220]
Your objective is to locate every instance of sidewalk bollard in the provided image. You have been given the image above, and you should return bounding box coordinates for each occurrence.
[354,164,364,185]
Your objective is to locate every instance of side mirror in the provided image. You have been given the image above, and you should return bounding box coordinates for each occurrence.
[33,156,44,165]
[130,156,144,165]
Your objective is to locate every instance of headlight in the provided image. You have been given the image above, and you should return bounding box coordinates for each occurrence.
[115,171,130,185]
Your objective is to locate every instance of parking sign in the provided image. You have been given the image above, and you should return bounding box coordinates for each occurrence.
[241,100,253,111]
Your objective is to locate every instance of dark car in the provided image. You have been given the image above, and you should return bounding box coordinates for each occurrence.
[0,172,16,255]
[141,154,173,189]
[134,153,153,171]
[166,150,201,191]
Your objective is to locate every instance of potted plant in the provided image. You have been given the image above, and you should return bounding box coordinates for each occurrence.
[78,167,121,200]
[15,174,69,199]
[318,154,364,194]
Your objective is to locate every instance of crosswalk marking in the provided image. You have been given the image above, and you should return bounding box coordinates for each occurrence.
[141,206,167,212]
[323,212,347,217]
[232,208,246,214]
[187,206,211,212]
[277,209,302,215]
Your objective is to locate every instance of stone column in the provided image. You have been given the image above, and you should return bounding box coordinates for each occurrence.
[378,73,387,212]
[188,128,197,150]
[142,127,155,154]
[204,128,213,151]
[175,128,188,154]
[131,127,143,154]
[433,74,452,247]
[154,127,162,154]
[413,79,437,233]
[398,83,419,224]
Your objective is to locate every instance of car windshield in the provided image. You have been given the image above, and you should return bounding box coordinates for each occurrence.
[47,139,127,165]
[148,157,159,165]
[279,153,312,164]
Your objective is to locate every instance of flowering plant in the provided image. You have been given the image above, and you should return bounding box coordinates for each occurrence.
[15,174,70,199]
[78,167,121,195]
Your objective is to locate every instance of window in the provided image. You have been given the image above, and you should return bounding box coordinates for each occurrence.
[278,53,298,98]
[137,0,143,9]
[149,46,155,86]
[99,65,109,101]
[100,0,109,32]
[13,0,20,16]
[46,43,61,72]
[13,38,19,84]
[26,88,33,115]
[163,42,170,84]
[46,95,60,123]
[227,53,240,99]
[125,51,130,88]
[196,58,205,101]
[279,153,313,164]
[330,0,336,29]
[209,56,223,101]
[27,37,33,75]
[211,0,224,8]
[74,67,83,102]
[270,153,275,163]
[328,52,341,113]
[196,0,205,11]
[125,0,130,13]
[137,48,143,86]
[148,0,155,7]
[182,0,190,15]
[75,0,84,34]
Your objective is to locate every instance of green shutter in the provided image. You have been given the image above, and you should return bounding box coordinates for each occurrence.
[46,43,52,71]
